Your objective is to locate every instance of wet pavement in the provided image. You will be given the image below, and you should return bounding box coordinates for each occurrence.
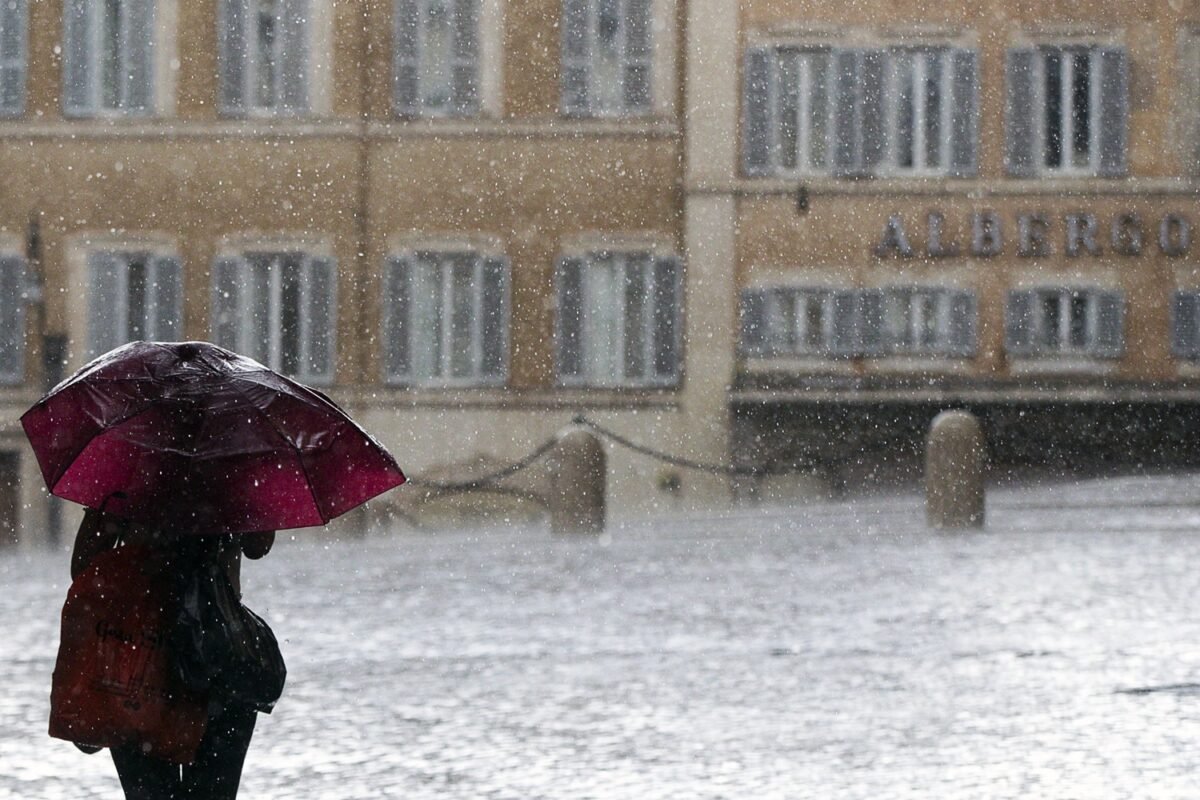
[6,474,1200,798]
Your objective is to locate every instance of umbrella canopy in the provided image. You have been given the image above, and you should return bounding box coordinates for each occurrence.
[21,341,406,534]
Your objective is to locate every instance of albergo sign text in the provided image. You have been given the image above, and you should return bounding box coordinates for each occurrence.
[875,211,1193,259]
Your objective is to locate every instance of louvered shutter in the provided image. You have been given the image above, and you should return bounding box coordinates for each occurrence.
[623,0,651,112]
[0,255,24,382]
[740,289,768,356]
[1005,48,1038,177]
[1094,290,1125,358]
[651,255,680,383]
[556,256,584,382]
[948,290,977,357]
[88,252,124,358]
[125,0,155,113]
[451,0,480,115]
[859,289,885,356]
[742,48,773,176]
[0,0,27,116]
[480,255,509,381]
[829,289,860,356]
[859,49,886,176]
[211,256,243,352]
[1184,36,1200,175]
[1005,290,1035,357]
[1172,291,1200,358]
[301,254,335,383]
[63,0,93,116]
[382,256,411,381]
[393,0,419,114]
[279,0,309,113]
[218,0,248,113]
[1097,47,1129,177]
[949,49,979,177]
[149,255,182,340]
[561,0,590,115]
[832,49,860,176]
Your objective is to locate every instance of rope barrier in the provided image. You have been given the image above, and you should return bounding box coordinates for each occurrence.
[404,436,561,493]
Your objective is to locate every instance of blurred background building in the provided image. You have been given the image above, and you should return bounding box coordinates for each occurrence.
[1,0,1199,543]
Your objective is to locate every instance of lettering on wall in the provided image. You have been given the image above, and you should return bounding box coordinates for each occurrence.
[874,212,1193,258]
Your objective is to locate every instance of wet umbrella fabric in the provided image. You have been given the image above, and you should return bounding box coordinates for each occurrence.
[21,341,406,534]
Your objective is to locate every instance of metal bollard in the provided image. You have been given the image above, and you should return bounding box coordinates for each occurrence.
[549,428,606,534]
[925,410,986,530]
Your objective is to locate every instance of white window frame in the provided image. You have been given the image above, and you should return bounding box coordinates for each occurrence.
[759,47,833,178]
[1029,288,1104,354]
[85,248,182,359]
[211,250,336,384]
[561,0,653,118]
[219,0,326,117]
[885,48,954,177]
[556,250,680,388]
[0,0,27,117]
[879,287,958,354]
[64,0,157,117]
[760,287,836,355]
[382,250,510,388]
[1034,45,1103,176]
[393,0,481,117]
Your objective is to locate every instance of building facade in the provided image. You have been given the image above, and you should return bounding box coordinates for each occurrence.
[1,1,1199,543]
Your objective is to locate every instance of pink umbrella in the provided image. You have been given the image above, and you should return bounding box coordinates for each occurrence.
[21,341,406,534]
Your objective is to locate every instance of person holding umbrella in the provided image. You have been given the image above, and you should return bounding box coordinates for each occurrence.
[23,341,406,799]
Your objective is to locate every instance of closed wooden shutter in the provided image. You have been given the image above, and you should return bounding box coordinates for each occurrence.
[1097,47,1129,177]
[149,255,182,340]
[1005,48,1038,177]
[451,0,480,115]
[0,0,27,116]
[1094,290,1125,358]
[211,255,244,352]
[63,0,93,115]
[0,255,24,382]
[947,290,977,357]
[623,0,651,112]
[742,48,773,176]
[393,0,419,114]
[88,252,125,358]
[740,289,768,356]
[1005,290,1035,356]
[561,0,590,115]
[124,0,155,113]
[832,49,859,176]
[651,255,680,383]
[1171,291,1200,358]
[279,0,309,113]
[829,289,860,356]
[301,254,335,383]
[858,289,885,356]
[859,49,886,175]
[948,49,979,177]
[382,256,411,382]
[556,256,585,382]
[218,0,248,113]
[480,255,509,381]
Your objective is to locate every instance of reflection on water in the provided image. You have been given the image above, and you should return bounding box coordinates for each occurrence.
[5,474,1200,799]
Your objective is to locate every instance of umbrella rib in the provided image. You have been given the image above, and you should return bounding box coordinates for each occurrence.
[46,401,165,496]
[220,375,328,526]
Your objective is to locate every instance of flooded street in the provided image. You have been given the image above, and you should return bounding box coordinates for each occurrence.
[6,475,1200,799]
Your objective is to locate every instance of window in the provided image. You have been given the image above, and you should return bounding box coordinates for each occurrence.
[211,250,336,384]
[556,251,680,387]
[0,254,26,383]
[1005,45,1128,176]
[382,251,508,386]
[86,250,181,358]
[740,286,975,358]
[219,0,310,116]
[740,288,836,356]
[743,44,978,178]
[0,1,27,116]
[394,0,479,116]
[561,0,651,117]
[1006,288,1124,358]
[872,287,975,355]
[1171,291,1200,359]
[63,0,156,116]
